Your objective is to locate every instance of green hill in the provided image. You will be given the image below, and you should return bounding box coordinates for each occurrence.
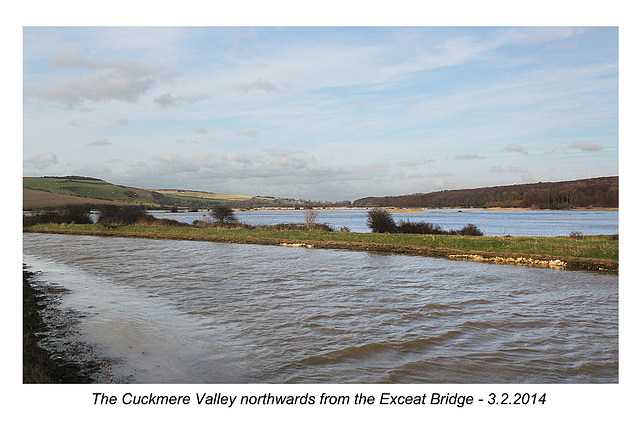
[23,176,163,208]
[23,176,311,210]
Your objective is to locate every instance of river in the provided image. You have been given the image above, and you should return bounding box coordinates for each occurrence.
[151,208,619,236]
[23,232,618,383]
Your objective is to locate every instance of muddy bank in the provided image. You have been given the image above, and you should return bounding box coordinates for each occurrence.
[23,266,112,383]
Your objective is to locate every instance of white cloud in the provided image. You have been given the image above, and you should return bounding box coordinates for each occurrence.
[115,118,131,126]
[26,152,58,169]
[88,139,111,146]
[504,144,528,155]
[154,93,211,107]
[236,128,260,138]
[25,48,177,106]
[489,166,528,174]
[237,79,288,93]
[569,142,603,151]
[194,125,208,134]
[407,97,420,107]
[452,154,485,161]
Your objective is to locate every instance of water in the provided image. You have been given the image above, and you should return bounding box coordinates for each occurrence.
[23,232,618,383]
[152,208,619,236]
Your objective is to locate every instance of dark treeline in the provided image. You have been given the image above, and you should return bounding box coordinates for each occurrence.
[353,177,618,210]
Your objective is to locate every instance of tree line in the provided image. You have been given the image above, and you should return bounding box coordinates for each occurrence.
[353,177,618,210]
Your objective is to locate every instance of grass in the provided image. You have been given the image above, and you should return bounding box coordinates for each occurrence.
[152,189,257,202]
[24,223,618,273]
[23,177,160,206]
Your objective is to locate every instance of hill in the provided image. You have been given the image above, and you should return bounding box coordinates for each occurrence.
[353,177,618,210]
[22,176,321,210]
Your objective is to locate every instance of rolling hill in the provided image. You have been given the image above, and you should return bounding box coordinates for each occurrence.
[22,176,307,210]
[24,175,619,210]
[353,176,618,209]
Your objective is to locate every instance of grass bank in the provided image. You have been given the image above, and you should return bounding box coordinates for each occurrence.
[24,223,618,273]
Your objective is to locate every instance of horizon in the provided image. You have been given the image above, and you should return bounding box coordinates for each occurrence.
[23,26,618,201]
[23,173,618,202]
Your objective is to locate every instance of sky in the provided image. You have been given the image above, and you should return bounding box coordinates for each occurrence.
[23,26,618,201]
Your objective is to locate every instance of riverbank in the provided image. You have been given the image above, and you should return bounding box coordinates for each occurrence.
[23,267,98,383]
[24,224,618,273]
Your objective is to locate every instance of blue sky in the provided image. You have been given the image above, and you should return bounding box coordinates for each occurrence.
[23,26,618,201]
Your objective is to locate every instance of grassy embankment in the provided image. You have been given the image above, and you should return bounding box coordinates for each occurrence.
[24,223,618,273]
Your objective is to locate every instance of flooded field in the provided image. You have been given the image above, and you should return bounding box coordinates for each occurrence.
[23,232,618,383]
[152,208,619,236]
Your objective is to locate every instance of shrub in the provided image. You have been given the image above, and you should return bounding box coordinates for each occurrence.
[23,205,92,226]
[451,223,484,236]
[23,211,60,226]
[97,205,148,225]
[397,220,446,235]
[304,209,319,230]
[58,205,92,224]
[569,231,585,240]
[367,209,397,233]
[210,204,238,224]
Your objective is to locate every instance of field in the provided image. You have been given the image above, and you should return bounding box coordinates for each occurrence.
[152,189,258,202]
[23,177,160,207]
[23,177,280,209]
[23,188,119,208]
[24,224,618,273]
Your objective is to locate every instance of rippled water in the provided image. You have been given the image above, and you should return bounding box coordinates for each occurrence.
[23,233,618,383]
[152,208,619,236]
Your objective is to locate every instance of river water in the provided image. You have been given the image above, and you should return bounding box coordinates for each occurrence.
[152,208,619,236]
[23,232,618,384]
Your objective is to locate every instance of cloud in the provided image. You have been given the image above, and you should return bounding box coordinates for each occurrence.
[569,142,603,152]
[237,78,285,93]
[25,48,177,106]
[504,144,528,155]
[153,93,211,107]
[396,158,435,167]
[26,152,58,169]
[88,139,111,146]
[115,118,131,126]
[176,139,198,144]
[194,125,208,134]
[452,154,485,161]
[236,128,260,138]
[407,97,420,107]
[489,166,528,174]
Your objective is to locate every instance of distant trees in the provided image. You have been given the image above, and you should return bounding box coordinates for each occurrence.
[353,177,618,209]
